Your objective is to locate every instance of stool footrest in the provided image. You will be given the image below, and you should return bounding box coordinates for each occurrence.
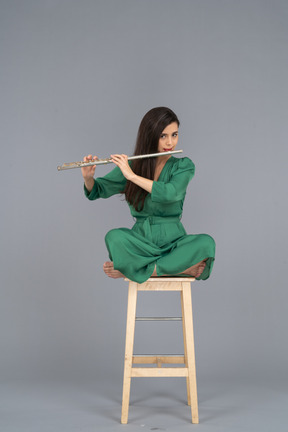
[131,367,188,377]
[133,355,185,364]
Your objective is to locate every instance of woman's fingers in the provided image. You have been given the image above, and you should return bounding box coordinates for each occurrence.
[83,154,98,163]
[110,154,133,180]
[110,154,128,163]
[81,155,98,179]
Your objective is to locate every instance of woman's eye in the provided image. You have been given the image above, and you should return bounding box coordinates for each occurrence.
[172,133,178,137]
[160,134,166,139]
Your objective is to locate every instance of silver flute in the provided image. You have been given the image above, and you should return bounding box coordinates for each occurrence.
[57,150,183,171]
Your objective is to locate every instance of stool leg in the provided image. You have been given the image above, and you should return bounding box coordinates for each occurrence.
[121,281,138,424]
[182,282,199,424]
[181,291,191,406]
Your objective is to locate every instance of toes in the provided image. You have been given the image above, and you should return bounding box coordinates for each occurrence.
[104,269,124,279]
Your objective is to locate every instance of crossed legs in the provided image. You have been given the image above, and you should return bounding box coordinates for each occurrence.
[103,259,208,279]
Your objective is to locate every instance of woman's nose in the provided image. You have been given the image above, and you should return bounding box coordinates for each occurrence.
[166,136,172,145]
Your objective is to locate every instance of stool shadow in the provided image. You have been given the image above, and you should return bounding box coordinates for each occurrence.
[129,391,191,423]
[87,391,191,424]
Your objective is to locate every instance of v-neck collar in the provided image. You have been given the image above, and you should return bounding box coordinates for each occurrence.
[156,156,174,181]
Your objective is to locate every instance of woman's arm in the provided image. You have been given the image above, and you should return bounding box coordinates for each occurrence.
[110,154,153,193]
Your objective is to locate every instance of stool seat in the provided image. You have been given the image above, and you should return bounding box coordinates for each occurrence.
[121,277,199,424]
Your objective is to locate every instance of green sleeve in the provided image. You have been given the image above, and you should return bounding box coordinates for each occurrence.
[151,157,195,203]
[84,165,127,200]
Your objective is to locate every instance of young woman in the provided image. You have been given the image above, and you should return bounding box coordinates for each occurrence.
[82,107,215,284]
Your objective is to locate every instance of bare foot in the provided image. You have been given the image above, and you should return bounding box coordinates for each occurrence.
[103,261,125,279]
[181,259,207,278]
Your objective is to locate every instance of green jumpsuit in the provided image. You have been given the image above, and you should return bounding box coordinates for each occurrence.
[84,156,215,284]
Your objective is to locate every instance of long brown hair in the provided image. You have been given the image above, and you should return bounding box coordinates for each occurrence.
[124,107,180,211]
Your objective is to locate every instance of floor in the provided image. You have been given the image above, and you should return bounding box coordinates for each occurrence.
[0,377,287,432]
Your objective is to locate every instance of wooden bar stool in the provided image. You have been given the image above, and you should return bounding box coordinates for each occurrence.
[121,277,199,424]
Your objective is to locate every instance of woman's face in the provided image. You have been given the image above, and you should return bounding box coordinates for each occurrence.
[157,122,179,153]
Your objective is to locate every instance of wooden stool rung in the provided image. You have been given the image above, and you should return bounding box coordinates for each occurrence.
[132,355,185,364]
[131,368,188,378]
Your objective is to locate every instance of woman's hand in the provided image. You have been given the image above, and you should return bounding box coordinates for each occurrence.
[111,153,153,193]
[81,155,98,180]
[81,154,98,192]
[110,154,135,181]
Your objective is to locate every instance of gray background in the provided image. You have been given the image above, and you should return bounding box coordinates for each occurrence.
[1,0,287,431]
